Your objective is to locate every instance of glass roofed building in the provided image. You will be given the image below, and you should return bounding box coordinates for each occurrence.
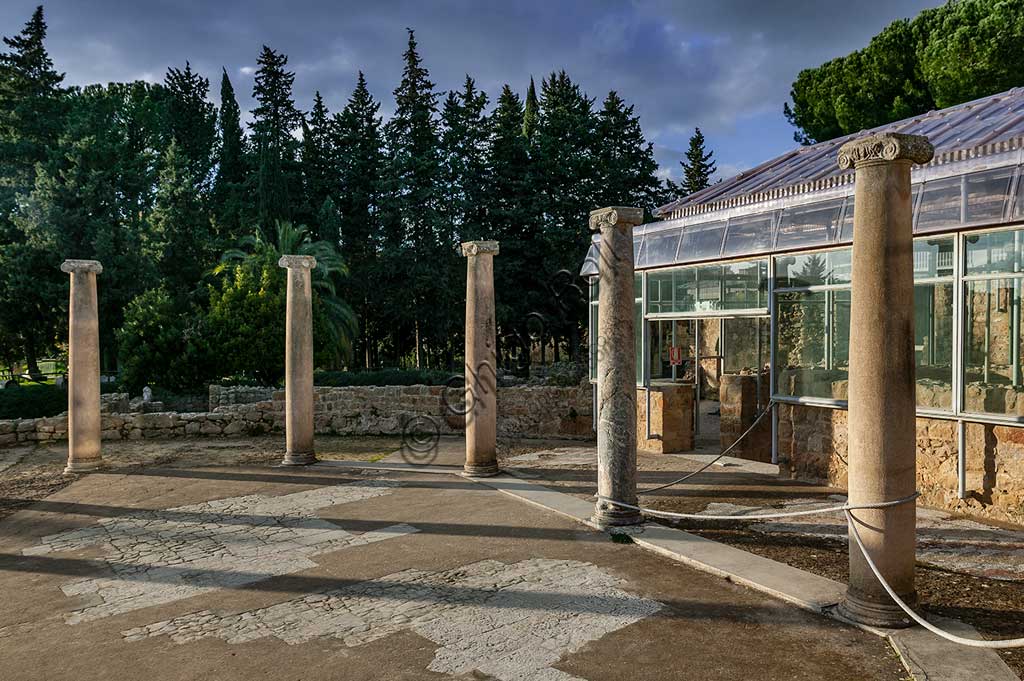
[581,87,1024,520]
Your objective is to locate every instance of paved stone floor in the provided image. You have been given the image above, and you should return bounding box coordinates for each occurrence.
[0,459,908,680]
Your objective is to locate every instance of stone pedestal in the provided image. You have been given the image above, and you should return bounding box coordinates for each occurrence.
[719,373,771,463]
[590,206,644,527]
[461,241,500,477]
[637,384,694,453]
[279,255,317,466]
[61,260,103,474]
[835,133,934,628]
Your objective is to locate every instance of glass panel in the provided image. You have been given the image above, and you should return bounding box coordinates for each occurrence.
[722,259,768,310]
[649,319,695,383]
[678,220,726,263]
[635,296,643,385]
[723,317,769,375]
[964,278,1024,416]
[965,167,1013,225]
[646,259,767,314]
[965,228,1024,276]
[722,213,773,257]
[775,200,843,250]
[914,237,955,279]
[838,196,854,242]
[774,290,849,400]
[636,227,681,269]
[916,177,961,233]
[915,282,954,411]
[774,248,852,288]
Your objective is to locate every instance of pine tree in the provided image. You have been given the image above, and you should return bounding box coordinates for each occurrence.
[383,29,448,368]
[251,46,303,233]
[212,68,248,241]
[332,72,385,368]
[680,127,716,196]
[440,75,489,241]
[0,6,66,375]
[595,90,662,213]
[163,62,216,179]
[522,76,539,141]
[301,92,335,235]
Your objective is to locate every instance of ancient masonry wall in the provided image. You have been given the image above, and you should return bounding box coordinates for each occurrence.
[0,383,594,448]
[778,403,1024,526]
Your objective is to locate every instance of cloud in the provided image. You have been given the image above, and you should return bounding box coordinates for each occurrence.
[0,0,942,179]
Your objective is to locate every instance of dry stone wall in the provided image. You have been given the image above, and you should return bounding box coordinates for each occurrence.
[0,383,594,448]
[778,403,1024,526]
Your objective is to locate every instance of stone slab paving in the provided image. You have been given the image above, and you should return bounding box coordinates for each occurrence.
[0,461,909,680]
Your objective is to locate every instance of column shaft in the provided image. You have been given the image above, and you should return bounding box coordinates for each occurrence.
[837,133,933,627]
[279,256,317,465]
[590,207,643,527]
[62,260,103,474]
[462,241,499,477]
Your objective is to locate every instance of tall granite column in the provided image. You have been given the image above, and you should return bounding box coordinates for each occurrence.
[461,240,500,477]
[836,133,933,627]
[590,206,644,527]
[61,259,103,474]
[279,255,317,466]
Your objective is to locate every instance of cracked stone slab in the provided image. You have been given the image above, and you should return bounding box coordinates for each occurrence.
[122,558,662,681]
[696,498,1024,581]
[19,480,415,624]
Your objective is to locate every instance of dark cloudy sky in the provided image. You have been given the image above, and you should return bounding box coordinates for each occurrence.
[3,0,940,181]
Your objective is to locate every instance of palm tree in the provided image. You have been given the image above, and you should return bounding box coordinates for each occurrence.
[214,221,358,363]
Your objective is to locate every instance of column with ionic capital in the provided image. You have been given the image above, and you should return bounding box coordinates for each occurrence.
[61,259,103,474]
[278,255,317,465]
[589,206,643,528]
[836,132,933,627]
[461,240,500,477]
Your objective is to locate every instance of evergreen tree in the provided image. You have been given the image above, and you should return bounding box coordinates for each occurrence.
[251,46,302,233]
[595,90,662,213]
[212,68,248,241]
[383,29,448,368]
[0,5,66,375]
[332,71,385,368]
[301,91,334,235]
[440,75,489,241]
[163,62,216,179]
[150,139,214,297]
[522,76,539,141]
[680,127,716,196]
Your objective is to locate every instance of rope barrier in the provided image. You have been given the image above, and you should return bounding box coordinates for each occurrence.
[639,400,776,495]
[593,493,1024,648]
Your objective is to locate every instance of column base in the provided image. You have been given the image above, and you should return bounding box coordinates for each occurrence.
[63,459,103,475]
[462,463,500,478]
[836,588,916,629]
[281,452,318,466]
[591,502,643,529]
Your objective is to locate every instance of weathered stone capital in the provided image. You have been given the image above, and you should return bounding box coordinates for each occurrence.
[589,206,644,232]
[278,255,317,270]
[60,259,103,274]
[837,133,934,170]
[461,240,499,257]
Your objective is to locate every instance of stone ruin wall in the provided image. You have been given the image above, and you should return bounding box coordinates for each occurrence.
[778,403,1024,526]
[0,383,594,448]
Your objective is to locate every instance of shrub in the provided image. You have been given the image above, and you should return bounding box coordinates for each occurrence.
[0,382,119,420]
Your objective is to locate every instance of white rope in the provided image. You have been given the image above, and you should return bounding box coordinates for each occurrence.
[594,492,920,521]
[846,509,1024,649]
[640,400,775,495]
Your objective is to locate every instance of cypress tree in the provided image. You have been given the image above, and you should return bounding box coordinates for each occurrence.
[680,127,716,195]
[301,91,334,235]
[212,68,248,241]
[163,62,216,180]
[522,76,539,141]
[251,45,302,233]
[595,90,662,213]
[332,72,385,368]
[440,75,489,241]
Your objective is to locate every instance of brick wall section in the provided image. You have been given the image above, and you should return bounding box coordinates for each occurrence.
[208,385,276,411]
[0,383,594,448]
[778,403,1024,526]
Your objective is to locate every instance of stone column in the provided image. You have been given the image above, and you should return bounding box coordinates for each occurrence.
[278,255,317,466]
[590,206,644,527]
[461,240,500,477]
[61,259,103,474]
[836,133,933,627]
